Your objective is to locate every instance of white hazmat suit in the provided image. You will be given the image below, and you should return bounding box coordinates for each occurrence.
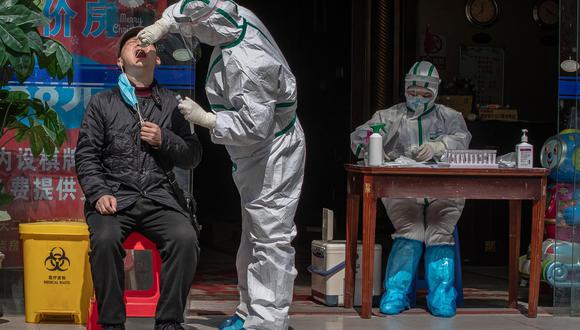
[350,61,471,317]
[139,1,305,329]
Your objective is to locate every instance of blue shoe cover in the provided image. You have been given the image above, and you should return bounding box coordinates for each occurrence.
[425,245,457,318]
[379,238,423,315]
[219,314,245,330]
[379,271,412,314]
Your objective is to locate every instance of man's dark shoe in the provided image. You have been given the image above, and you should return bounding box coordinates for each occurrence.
[154,321,185,330]
[102,325,125,330]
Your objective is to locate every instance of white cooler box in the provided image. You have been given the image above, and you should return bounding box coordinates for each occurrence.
[309,240,382,306]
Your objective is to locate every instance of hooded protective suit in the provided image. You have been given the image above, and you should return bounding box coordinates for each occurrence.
[350,61,471,317]
[139,1,305,329]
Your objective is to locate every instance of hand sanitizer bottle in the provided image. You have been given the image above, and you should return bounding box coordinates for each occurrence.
[516,129,533,168]
[368,123,386,166]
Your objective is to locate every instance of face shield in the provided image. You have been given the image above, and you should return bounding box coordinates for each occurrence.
[171,0,241,47]
[165,1,218,61]
[404,61,440,116]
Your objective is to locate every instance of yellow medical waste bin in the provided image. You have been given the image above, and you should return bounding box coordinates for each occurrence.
[19,222,93,324]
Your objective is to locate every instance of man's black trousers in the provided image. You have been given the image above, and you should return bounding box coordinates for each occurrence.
[86,197,199,325]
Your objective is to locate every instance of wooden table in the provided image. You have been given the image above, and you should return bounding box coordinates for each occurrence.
[344,165,549,318]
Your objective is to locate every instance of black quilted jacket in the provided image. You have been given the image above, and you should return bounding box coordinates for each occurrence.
[75,83,202,215]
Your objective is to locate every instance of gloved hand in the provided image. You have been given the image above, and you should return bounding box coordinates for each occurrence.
[414,141,446,162]
[178,97,217,129]
[383,150,393,162]
[137,17,172,45]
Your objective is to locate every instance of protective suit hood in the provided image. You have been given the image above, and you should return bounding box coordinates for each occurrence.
[404,61,440,118]
[166,0,244,46]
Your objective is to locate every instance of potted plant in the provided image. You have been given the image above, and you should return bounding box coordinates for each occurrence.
[0,0,74,210]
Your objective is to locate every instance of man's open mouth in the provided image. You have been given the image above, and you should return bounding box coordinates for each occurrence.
[135,49,146,59]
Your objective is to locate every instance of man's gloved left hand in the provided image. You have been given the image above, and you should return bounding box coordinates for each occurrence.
[415,141,446,162]
[178,97,217,129]
[138,17,172,45]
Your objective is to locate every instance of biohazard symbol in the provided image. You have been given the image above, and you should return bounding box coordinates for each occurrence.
[44,247,71,272]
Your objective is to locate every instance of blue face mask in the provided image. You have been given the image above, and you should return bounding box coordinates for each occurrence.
[118,73,137,110]
[406,95,433,113]
[118,72,145,124]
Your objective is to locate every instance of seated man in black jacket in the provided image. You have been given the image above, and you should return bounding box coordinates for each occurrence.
[75,27,202,330]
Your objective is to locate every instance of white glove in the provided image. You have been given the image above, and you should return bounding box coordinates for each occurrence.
[137,17,172,45]
[178,97,216,129]
[415,141,446,162]
[383,150,393,162]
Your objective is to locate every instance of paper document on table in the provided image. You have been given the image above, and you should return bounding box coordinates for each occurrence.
[380,156,430,167]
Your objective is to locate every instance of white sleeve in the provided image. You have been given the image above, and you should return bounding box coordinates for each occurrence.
[439,110,472,150]
[210,58,278,146]
[162,3,187,33]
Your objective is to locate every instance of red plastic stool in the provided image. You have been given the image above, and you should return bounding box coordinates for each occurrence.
[87,232,162,329]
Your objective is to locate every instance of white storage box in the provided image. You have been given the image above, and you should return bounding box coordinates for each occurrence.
[309,240,382,306]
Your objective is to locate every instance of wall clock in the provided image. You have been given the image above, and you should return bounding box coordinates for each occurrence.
[533,0,558,29]
[465,0,499,27]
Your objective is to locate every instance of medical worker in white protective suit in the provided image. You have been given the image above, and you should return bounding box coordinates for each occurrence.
[138,1,305,329]
[350,61,471,317]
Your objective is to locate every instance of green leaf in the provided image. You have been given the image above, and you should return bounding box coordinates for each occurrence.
[32,97,45,108]
[43,105,67,147]
[43,39,59,56]
[6,91,29,101]
[67,67,74,85]
[0,0,18,12]
[21,11,50,29]
[27,30,42,52]
[6,49,33,82]
[0,5,46,28]
[0,101,26,121]
[0,21,29,53]
[35,118,56,142]
[27,126,42,156]
[57,126,67,145]
[0,42,6,66]
[36,51,58,78]
[56,46,72,77]
[11,120,28,141]
[42,39,74,81]
[0,191,14,207]
[36,51,52,70]
[41,132,56,156]
[4,99,66,157]
[23,122,61,157]
[28,0,44,11]
[0,92,35,125]
[34,120,57,152]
